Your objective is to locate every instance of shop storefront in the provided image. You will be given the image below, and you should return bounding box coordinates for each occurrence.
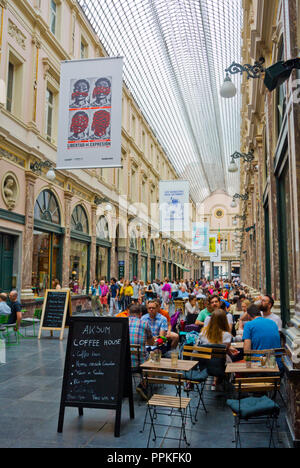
[141,237,147,282]
[150,240,156,282]
[69,205,90,295]
[129,231,138,280]
[32,189,64,297]
[96,216,111,281]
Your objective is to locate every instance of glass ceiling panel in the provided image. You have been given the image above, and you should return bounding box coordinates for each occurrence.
[78,0,243,203]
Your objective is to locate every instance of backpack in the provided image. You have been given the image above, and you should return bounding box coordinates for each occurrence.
[170,309,182,332]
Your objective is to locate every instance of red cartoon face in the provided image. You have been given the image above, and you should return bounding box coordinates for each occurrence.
[92,110,110,137]
[70,112,89,134]
[93,80,111,99]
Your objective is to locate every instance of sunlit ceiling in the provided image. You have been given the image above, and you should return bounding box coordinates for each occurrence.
[78,0,243,204]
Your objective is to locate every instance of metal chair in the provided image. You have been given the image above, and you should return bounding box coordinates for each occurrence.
[141,369,191,448]
[226,376,280,448]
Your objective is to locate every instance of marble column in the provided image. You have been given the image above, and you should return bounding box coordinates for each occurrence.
[62,191,73,288]
[21,171,37,300]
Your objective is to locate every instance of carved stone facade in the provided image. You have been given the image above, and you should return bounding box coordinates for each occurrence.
[241,0,300,446]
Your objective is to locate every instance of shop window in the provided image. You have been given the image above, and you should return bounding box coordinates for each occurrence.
[69,240,88,294]
[96,216,110,240]
[130,231,137,249]
[141,238,147,252]
[34,190,60,224]
[71,205,89,233]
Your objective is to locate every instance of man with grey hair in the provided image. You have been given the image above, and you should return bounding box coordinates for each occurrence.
[7,290,22,330]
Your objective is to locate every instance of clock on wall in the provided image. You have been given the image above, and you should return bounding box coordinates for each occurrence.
[214,208,224,219]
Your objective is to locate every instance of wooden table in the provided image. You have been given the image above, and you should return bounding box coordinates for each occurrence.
[231,342,244,350]
[225,361,279,374]
[140,358,199,372]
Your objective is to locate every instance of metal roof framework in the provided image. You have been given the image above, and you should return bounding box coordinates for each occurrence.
[78,0,243,204]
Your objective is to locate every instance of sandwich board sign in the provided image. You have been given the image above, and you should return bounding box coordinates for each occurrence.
[57,316,134,437]
[38,289,72,341]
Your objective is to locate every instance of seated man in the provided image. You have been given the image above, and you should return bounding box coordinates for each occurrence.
[243,304,283,372]
[260,295,282,332]
[141,299,168,344]
[177,286,189,300]
[128,304,154,400]
[0,293,11,316]
[7,290,22,330]
[154,297,179,349]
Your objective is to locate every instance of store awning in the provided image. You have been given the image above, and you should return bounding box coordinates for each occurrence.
[174,262,190,272]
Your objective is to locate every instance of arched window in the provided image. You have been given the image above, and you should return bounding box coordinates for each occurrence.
[130,231,137,249]
[168,248,171,260]
[34,189,60,224]
[96,216,109,240]
[141,238,147,252]
[162,245,166,258]
[150,240,155,255]
[71,205,89,233]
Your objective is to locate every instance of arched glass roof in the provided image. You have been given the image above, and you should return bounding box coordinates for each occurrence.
[78,0,243,203]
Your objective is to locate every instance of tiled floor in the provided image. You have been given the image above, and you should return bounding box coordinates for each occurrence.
[0,323,291,448]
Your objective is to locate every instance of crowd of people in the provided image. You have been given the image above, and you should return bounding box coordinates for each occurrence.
[0,276,283,400]
[86,276,283,398]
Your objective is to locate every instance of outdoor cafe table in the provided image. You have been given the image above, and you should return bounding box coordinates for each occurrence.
[225,361,279,374]
[140,358,199,373]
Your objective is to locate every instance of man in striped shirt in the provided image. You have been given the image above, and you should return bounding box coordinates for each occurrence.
[128,304,154,400]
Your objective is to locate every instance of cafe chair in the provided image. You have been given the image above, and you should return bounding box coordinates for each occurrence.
[226,376,281,448]
[140,369,191,448]
[181,345,210,421]
[130,344,142,388]
[21,308,42,337]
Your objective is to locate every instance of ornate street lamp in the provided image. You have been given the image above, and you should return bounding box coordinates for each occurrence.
[220,57,265,98]
[233,193,249,201]
[228,150,255,173]
[221,56,300,97]
[30,160,56,181]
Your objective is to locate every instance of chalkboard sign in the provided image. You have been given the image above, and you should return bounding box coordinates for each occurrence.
[57,316,134,437]
[38,289,72,341]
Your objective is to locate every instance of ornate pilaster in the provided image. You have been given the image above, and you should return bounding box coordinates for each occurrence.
[62,191,73,288]
[21,171,37,299]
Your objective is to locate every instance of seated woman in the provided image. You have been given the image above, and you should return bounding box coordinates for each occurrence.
[185,295,199,325]
[197,309,234,390]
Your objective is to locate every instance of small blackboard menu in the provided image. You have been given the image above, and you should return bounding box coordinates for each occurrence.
[38,289,71,341]
[57,316,134,437]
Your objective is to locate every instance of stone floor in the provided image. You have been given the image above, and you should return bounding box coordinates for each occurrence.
[0,320,291,449]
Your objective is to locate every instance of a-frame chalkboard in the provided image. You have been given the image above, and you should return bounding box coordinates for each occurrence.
[57,316,134,437]
[38,289,72,341]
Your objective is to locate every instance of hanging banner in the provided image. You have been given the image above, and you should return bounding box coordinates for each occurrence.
[209,234,217,255]
[57,57,123,169]
[159,180,190,233]
[192,222,209,252]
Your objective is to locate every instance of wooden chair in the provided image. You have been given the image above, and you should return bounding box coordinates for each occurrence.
[141,369,191,448]
[174,300,185,314]
[226,376,281,448]
[181,345,228,417]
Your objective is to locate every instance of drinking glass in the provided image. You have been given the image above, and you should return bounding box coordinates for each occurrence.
[171,350,179,367]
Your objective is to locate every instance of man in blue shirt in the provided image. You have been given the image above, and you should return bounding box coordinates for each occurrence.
[177,286,189,300]
[243,304,283,371]
[0,293,11,316]
[141,300,168,338]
